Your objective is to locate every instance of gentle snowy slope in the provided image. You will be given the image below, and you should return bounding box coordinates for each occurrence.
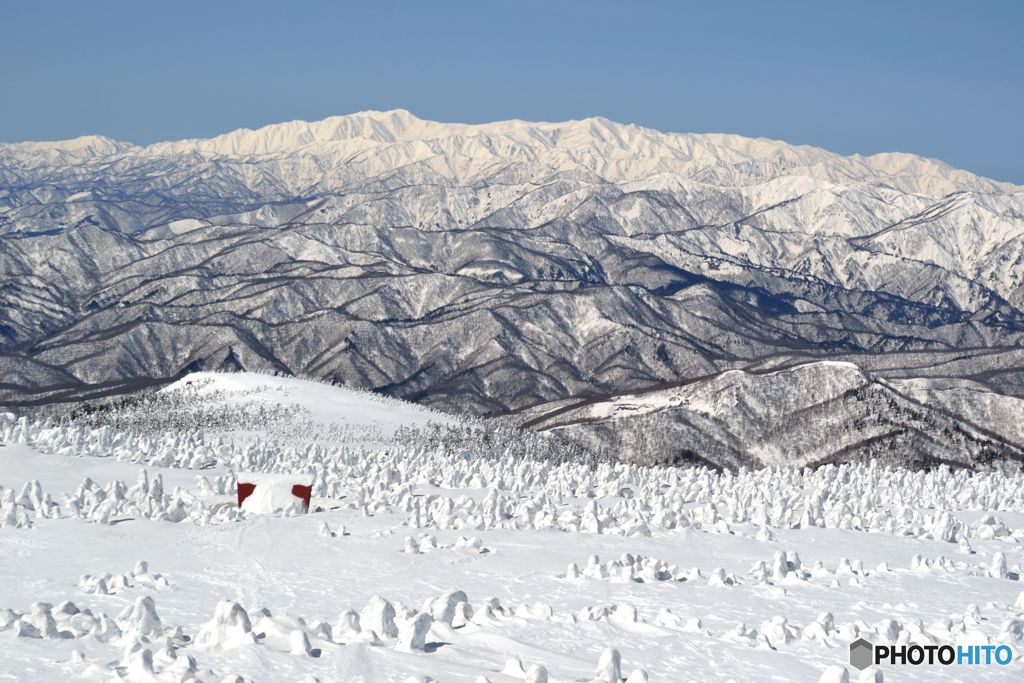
[2,376,1024,681]
[161,372,453,436]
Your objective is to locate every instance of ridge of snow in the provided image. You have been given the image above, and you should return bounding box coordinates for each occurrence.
[4,110,1016,194]
[0,134,137,158]
[587,360,868,421]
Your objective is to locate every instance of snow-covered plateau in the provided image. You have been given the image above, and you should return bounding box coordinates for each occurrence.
[2,372,1024,682]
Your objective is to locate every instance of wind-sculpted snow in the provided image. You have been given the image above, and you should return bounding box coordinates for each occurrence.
[79,561,171,595]
[2,379,1024,680]
[8,404,1024,541]
[3,111,1024,417]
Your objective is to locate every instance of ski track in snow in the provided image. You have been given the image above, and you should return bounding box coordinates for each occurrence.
[1,373,1023,681]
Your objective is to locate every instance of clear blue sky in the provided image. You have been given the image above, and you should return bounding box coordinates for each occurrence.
[3,1,1022,182]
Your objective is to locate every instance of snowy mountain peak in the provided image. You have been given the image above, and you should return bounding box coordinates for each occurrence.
[0,134,137,159]
[4,110,1016,195]
[144,109,436,156]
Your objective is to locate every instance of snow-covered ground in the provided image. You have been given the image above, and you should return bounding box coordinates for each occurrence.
[161,373,452,437]
[2,373,1023,682]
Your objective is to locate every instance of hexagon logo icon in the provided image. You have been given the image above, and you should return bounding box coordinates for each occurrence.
[849,638,874,670]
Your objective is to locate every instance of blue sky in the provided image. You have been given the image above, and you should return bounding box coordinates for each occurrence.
[3,1,1022,182]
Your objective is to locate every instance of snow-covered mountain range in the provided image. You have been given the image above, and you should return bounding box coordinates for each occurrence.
[515,361,1024,469]
[3,110,1024,465]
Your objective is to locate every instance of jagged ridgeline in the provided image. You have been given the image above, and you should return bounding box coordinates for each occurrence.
[3,110,1024,418]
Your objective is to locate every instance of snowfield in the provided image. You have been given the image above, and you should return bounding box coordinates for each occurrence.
[2,373,1024,681]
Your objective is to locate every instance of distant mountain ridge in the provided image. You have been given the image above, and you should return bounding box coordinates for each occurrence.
[2,110,1024,443]
[3,109,1016,193]
[513,360,1024,469]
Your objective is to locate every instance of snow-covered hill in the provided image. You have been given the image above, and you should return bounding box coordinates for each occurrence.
[516,361,1024,470]
[161,372,453,436]
[2,110,1024,416]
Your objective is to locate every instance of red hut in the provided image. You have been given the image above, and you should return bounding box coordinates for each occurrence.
[236,473,314,513]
